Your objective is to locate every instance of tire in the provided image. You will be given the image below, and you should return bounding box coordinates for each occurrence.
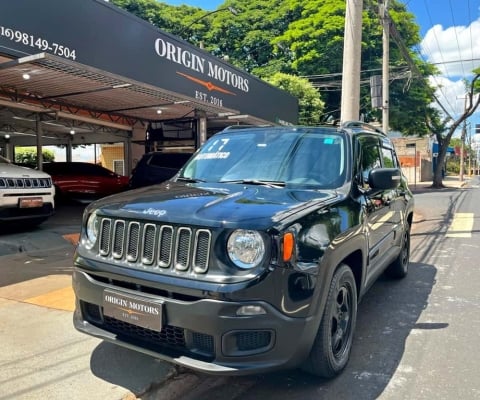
[54,185,66,204]
[302,263,357,378]
[385,223,410,279]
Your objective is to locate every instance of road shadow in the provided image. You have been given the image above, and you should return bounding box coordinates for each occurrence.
[90,341,175,396]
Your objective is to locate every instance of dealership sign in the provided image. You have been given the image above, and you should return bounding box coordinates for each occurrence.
[0,0,298,124]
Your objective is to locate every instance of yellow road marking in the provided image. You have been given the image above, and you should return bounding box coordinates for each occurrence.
[63,233,80,246]
[0,275,74,312]
[446,212,474,238]
[24,286,75,312]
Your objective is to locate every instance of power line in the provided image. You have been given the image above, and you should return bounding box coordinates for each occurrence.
[448,0,467,78]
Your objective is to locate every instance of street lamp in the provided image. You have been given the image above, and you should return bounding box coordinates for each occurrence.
[177,7,239,38]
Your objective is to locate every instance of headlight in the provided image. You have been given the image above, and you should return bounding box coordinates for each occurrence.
[227,229,265,269]
[85,211,99,248]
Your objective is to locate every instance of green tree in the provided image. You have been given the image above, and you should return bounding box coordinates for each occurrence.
[112,0,441,137]
[203,0,437,132]
[15,147,55,165]
[110,0,191,33]
[266,73,324,125]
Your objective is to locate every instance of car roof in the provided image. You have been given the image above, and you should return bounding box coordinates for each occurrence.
[219,121,387,137]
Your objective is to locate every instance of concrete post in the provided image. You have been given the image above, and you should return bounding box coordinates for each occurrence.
[381,0,390,134]
[195,110,207,149]
[35,114,43,170]
[340,0,363,123]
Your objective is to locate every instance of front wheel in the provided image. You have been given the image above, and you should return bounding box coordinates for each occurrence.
[302,263,357,378]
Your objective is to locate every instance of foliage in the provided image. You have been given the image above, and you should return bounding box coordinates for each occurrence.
[14,147,55,164]
[265,73,324,125]
[111,0,444,138]
[111,0,195,33]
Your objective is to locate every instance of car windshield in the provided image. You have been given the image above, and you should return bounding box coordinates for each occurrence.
[179,128,347,189]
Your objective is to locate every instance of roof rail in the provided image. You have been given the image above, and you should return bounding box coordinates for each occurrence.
[341,121,385,135]
[222,124,272,131]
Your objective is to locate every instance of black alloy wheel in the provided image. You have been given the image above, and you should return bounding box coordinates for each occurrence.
[302,263,357,378]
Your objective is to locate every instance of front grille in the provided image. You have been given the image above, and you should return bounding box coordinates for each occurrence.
[192,332,215,354]
[0,177,52,189]
[104,316,186,347]
[98,218,212,274]
[81,301,214,358]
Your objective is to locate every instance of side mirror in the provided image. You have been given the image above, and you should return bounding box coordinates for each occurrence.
[368,168,401,190]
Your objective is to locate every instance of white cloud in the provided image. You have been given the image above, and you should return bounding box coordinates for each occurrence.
[421,18,480,130]
[421,20,480,78]
[428,75,470,118]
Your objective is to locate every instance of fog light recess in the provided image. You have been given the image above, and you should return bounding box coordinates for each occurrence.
[236,305,266,316]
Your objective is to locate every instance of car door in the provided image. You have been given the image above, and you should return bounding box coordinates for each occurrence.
[81,163,117,196]
[358,135,397,285]
[379,138,405,242]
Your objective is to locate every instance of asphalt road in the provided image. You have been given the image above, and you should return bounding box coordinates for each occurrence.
[1,177,479,399]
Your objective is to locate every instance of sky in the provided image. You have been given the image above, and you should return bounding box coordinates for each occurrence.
[163,0,480,138]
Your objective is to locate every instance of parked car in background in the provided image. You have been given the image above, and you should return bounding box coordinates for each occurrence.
[42,162,129,203]
[129,151,193,188]
[0,155,55,226]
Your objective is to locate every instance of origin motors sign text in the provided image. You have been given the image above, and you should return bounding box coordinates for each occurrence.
[154,38,249,93]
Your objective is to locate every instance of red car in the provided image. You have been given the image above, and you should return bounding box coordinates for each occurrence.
[42,162,129,203]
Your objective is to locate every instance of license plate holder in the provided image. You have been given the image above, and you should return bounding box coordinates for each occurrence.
[19,197,43,208]
[103,289,163,332]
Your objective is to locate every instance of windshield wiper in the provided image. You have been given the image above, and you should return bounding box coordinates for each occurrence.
[176,176,207,183]
[220,179,285,188]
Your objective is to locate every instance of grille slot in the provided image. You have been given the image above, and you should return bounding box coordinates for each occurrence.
[142,223,156,265]
[175,227,192,271]
[0,177,52,189]
[126,222,140,262]
[112,220,125,259]
[158,226,173,267]
[99,219,112,256]
[98,218,211,274]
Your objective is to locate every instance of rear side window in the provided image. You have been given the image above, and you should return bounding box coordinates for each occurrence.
[381,147,398,168]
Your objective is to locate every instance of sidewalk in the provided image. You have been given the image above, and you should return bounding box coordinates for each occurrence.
[410,175,470,194]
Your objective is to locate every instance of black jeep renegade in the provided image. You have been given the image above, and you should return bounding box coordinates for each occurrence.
[73,122,414,378]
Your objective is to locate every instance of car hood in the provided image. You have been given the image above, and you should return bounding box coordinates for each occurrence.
[90,182,341,230]
[0,163,51,178]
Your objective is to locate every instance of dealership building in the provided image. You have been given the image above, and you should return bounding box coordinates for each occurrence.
[0,0,298,175]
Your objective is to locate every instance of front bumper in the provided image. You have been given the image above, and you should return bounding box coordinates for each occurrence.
[0,202,54,222]
[72,268,318,375]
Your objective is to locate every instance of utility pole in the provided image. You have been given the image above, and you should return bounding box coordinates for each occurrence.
[460,95,467,182]
[380,0,390,134]
[460,120,466,181]
[340,0,363,122]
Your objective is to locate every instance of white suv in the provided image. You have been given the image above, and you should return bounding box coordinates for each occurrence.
[0,155,55,226]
